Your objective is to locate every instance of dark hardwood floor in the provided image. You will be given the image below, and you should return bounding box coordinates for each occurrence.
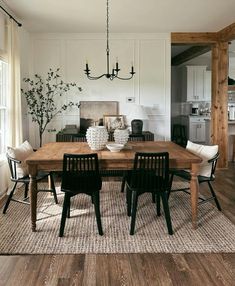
[0,164,234,286]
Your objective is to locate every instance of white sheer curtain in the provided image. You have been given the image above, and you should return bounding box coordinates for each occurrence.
[7,18,23,147]
[0,17,22,196]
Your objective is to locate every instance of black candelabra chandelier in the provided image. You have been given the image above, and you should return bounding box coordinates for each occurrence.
[84,0,135,80]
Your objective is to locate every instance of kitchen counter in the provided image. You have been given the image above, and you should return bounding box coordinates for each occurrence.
[189,115,210,118]
[204,118,235,124]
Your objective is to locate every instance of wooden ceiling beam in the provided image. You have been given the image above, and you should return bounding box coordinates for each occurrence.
[171,45,211,66]
[171,33,218,44]
[172,22,235,44]
[218,22,235,41]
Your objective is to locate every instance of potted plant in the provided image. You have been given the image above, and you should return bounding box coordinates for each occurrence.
[21,68,82,147]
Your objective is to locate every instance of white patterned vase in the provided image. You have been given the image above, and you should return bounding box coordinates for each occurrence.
[114,128,129,145]
[86,126,109,150]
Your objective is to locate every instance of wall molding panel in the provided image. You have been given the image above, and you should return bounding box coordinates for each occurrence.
[23,33,171,147]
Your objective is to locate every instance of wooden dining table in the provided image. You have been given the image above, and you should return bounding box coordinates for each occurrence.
[26,141,202,232]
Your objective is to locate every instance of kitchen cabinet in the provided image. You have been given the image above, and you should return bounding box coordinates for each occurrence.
[204,70,211,101]
[182,66,210,102]
[189,120,205,142]
[182,116,207,143]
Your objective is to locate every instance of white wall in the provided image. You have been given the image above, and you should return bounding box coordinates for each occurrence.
[184,55,211,70]
[20,28,31,142]
[21,33,171,147]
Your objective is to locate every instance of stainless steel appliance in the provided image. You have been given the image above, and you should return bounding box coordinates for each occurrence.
[191,103,199,115]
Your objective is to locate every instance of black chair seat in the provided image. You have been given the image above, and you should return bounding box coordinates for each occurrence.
[198,174,215,183]
[126,170,166,194]
[11,171,53,183]
[170,169,215,183]
[170,169,191,181]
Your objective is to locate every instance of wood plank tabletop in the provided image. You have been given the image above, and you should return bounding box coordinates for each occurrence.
[26,141,202,171]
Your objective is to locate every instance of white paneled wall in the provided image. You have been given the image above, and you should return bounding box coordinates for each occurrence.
[22,33,171,148]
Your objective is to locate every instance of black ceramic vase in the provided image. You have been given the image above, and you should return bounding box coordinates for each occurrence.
[131,119,143,134]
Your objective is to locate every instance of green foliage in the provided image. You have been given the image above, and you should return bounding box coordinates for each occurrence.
[21,68,82,146]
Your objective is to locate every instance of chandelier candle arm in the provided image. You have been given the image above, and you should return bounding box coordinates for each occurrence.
[84,0,135,81]
[85,62,89,74]
[116,61,119,71]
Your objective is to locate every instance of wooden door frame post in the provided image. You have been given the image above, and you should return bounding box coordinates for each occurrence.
[172,24,235,168]
[211,42,229,168]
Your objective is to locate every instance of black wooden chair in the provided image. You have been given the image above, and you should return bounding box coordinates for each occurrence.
[59,153,103,237]
[168,152,221,211]
[172,124,187,147]
[123,152,173,235]
[3,153,58,214]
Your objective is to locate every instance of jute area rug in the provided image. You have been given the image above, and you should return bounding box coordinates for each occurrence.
[0,180,235,254]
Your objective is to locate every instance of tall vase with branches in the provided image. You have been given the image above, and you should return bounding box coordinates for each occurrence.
[21,68,82,147]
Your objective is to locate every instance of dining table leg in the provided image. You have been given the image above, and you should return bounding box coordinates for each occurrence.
[190,163,200,229]
[29,166,38,232]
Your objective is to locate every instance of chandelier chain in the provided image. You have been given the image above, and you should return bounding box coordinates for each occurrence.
[106,0,109,53]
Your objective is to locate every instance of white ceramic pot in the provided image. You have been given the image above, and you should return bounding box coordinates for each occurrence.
[86,126,109,150]
[114,128,129,145]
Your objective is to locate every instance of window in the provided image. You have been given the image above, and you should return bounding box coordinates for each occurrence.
[0,60,8,154]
